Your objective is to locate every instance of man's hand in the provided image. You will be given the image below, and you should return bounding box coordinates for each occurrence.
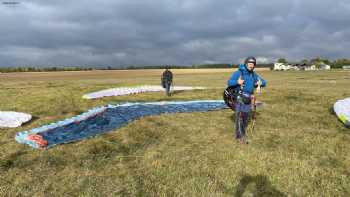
[256,80,262,93]
[257,79,262,86]
[237,77,244,85]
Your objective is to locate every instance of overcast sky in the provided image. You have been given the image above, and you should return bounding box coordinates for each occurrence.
[0,0,349,67]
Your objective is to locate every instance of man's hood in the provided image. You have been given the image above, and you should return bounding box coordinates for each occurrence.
[238,63,253,73]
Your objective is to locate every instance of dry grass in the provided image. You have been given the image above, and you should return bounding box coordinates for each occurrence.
[0,68,270,82]
[0,69,349,196]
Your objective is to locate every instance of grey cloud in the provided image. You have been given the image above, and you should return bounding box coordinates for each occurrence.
[0,0,349,67]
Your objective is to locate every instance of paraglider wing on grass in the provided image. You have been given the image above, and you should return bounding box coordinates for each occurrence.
[0,111,32,128]
[334,98,350,127]
[82,85,206,99]
[15,100,227,149]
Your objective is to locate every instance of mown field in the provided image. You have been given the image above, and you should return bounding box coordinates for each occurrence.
[0,69,349,196]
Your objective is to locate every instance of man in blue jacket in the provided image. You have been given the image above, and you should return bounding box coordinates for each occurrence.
[227,57,266,144]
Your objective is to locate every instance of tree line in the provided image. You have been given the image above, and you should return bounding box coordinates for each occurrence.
[0,63,273,73]
[0,66,94,73]
[1,58,349,73]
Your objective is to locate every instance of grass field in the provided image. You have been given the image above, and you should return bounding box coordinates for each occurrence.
[0,69,349,196]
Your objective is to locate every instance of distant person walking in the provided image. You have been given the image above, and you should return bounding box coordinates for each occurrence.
[227,57,266,144]
[161,67,173,96]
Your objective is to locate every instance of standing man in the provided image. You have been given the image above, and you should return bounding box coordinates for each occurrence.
[161,67,173,96]
[227,57,267,144]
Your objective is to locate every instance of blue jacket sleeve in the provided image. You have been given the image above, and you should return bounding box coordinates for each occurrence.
[227,71,241,87]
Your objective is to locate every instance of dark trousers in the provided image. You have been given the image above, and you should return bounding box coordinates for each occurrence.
[165,82,171,96]
[235,103,251,139]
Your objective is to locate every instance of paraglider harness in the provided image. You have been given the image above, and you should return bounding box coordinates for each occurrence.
[223,69,260,137]
[223,70,256,110]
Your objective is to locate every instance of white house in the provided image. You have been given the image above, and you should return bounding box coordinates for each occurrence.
[274,62,331,71]
[304,65,316,71]
[274,63,292,70]
[319,64,331,70]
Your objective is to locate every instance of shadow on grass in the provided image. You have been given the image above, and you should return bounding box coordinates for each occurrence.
[329,106,336,115]
[234,175,286,197]
[170,89,207,96]
[0,150,27,171]
[21,115,40,127]
[170,90,186,95]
